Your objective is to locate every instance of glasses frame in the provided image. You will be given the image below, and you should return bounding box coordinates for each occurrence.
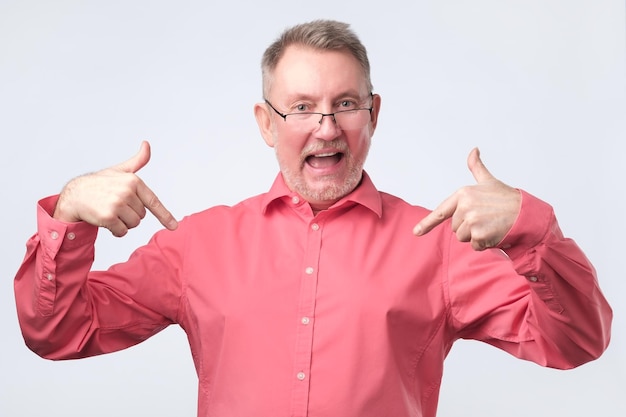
[264,93,374,129]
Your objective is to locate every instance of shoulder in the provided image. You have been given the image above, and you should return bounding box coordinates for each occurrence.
[182,192,266,226]
[209,193,266,214]
[379,191,431,220]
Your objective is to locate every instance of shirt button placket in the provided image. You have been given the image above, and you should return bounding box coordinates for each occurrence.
[290,220,322,415]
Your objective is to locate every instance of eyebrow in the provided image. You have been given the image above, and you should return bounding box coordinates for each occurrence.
[283,89,368,105]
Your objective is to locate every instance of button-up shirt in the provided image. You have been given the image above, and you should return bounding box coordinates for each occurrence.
[14,172,612,417]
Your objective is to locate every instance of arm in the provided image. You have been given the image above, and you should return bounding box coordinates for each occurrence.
[14,196,183,359]
[14,142,181,359]
[446,192,612,368]
[415,148,612,368]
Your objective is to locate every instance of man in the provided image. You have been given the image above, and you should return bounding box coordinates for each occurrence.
[14,19,612,417]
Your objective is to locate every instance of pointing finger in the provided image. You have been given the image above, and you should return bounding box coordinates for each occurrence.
[115,142,177,231]
[467,147,495,184]
[136,182,178,231]
[413,193,458,236]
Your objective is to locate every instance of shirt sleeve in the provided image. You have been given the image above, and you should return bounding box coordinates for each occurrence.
[445,190,612,369]
[14,195,181,360]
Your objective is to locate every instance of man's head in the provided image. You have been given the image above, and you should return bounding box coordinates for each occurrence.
[254,20,381,212]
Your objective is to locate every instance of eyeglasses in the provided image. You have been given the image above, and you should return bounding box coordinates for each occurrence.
[264,95,373,132]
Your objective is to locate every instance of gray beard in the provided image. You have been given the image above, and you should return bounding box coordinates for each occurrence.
[275,143,368,205]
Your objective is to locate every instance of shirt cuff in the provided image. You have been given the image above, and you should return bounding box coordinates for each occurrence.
[38,195,98,258]
[497,190,554,264]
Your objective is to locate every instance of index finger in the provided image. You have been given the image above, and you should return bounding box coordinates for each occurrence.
[413,194,458,236]
[137,183,178,230]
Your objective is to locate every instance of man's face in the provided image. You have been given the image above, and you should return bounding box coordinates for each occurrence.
[256,45,380,212]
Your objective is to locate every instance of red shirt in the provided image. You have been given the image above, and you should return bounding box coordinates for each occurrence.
[14,172,612,417]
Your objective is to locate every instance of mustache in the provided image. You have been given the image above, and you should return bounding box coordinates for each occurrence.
[301,139,349,157]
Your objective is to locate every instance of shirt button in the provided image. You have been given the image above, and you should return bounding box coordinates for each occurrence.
[46,273,53,281]
[305,267,314,275]
[311,223,319,231]
[301,317,310,325]
[67,232,76,240]
[296,372,306,381]
[292,196,300,204]
[50,231,59,240]
[529,276,539,282]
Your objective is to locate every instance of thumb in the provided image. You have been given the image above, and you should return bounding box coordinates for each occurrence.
[467,147,494,184]
[114,140,151,173]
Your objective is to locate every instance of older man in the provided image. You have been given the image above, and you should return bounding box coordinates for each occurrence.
[15,19,612,417]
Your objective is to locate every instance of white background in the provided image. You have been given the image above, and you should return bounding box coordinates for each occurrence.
[1,1,624,416]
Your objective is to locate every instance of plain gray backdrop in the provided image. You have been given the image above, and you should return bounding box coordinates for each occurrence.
[1,1,624,416]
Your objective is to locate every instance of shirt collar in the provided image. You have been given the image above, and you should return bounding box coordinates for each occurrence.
[261,171,383,218]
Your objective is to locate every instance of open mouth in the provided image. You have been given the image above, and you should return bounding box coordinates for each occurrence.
[305,152,344,169]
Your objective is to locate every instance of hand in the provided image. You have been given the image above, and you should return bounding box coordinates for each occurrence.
[413,148,521,251]
[53,141,178,237]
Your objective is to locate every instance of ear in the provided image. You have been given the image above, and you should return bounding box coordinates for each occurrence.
[368,93,382,134]
[254,103,275,147]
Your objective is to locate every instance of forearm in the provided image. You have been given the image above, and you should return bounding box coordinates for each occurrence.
[449,191,612,369]
[509,225,612,368]
[500,191,612,368]
[14,196,174,360]
[14,196,101,358]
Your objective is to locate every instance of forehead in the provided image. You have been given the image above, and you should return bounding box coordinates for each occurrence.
[269,45,369,100]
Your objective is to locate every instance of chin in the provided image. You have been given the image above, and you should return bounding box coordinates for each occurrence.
[304,177,359,203]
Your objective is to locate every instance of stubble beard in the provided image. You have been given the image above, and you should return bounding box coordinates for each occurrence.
[275,138,369,205]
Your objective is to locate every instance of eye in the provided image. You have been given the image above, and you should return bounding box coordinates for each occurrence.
[339,100,356,109]
[294,103,309,112]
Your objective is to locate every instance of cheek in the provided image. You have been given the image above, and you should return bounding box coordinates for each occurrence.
[274,136,305,165]
[348,131,372,156]
[275,129,309,155]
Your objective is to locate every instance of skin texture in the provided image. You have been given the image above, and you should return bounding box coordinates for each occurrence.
[53,45,521,250]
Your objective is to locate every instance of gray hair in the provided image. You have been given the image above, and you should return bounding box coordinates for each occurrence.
[261,20,373,98]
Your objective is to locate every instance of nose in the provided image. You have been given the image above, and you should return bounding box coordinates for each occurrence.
[315,113,341,140]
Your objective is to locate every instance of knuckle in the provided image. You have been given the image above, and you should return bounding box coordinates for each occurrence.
[99,211,119,225]
[103,221,127,237]
[471,233,497,251]
[457,186,472,198]
[147,195,162,210]
[127,218,141,229]
[463,212,479,227]
[117,187,137,202]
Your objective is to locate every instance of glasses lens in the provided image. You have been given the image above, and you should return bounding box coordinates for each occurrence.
[285,110,370,132]
[285,113,319,132]
[335,109,371,130]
